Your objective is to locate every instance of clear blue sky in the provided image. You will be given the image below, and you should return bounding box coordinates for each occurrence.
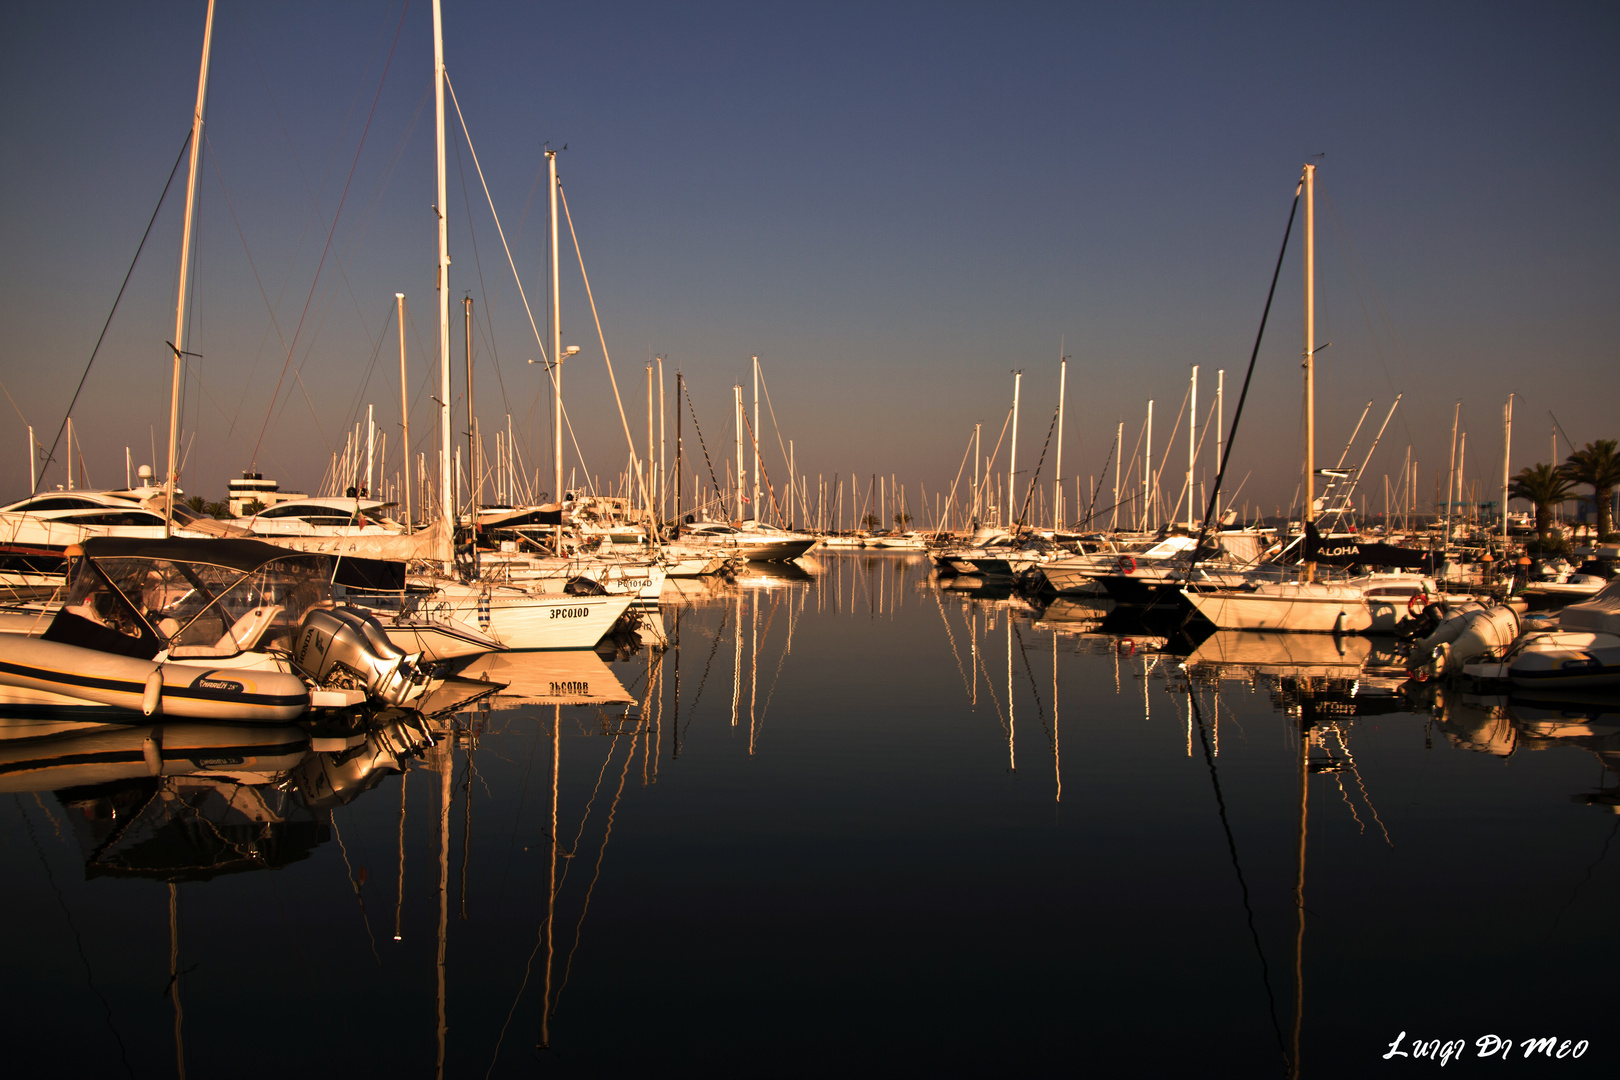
[2,1,1616,523]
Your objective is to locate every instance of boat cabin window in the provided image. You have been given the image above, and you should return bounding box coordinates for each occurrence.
[59,511,167,527]
[60,551,332,655]
[7,496,107,513]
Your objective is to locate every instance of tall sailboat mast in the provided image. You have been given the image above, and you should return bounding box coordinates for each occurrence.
[433,0,454,570]
[548,148,562,533]
[1301,161,1316,581]
[163,0,216,538]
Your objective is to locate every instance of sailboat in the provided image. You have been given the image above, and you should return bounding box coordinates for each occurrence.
[1183,164,1430,634]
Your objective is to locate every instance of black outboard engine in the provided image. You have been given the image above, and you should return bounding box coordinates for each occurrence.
[291,606,429,707]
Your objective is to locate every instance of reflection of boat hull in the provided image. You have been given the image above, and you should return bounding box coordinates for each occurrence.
[0,636,309,720]
[0,720,308,792]
[1185,630,1373,678]
[458,649,633,705]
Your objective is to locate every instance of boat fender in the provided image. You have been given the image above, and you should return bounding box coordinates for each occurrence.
[142,728,162,776]
[1334,610,1348,635]
[142,668,164,717]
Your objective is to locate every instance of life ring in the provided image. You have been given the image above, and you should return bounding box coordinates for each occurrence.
[1117,555,1137,575]
[1407,591,1429,617]
[1118,637,1136,655]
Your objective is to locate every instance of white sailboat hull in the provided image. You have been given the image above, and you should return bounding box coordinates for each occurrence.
[1184,583,1373,633]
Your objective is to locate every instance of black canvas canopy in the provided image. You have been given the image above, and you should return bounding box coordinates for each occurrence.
[1304,522,1435,571]
[75,536,328,574]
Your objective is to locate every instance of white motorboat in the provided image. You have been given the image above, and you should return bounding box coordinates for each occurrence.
[238,496,403,537]
[1455,580,1620,690]
[670,521,818,562]
[0,537,442,719]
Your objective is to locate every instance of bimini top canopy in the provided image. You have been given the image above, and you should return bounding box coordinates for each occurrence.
[70,536,318,574]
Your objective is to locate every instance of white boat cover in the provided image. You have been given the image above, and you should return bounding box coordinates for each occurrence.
[1557,579,1620,635]
[255,515,453,564]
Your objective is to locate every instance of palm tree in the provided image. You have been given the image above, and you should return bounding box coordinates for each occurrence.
[1562,439,1620,541]
[1509,463,1573,548]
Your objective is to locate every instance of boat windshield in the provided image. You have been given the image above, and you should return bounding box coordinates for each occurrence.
[63,551,331,652]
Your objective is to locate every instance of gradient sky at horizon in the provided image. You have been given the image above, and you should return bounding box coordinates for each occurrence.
[1,1,1616,522]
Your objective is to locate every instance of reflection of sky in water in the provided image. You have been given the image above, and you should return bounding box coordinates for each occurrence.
[4,552,1617,1076]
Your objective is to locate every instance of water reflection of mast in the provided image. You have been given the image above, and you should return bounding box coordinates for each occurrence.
[731,591,743,729]
[1292,688,1312,1080]
[170,882,185,1080]
[1052,627,1061,803]
[394,772,408,941]
[541,706,560,1048]
[1006,613,1015,772]
[749,588,758,755]
[436,732,451,1079]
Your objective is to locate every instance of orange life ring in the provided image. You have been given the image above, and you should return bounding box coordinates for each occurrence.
[1407,591,1429,617]
[1118,637,1136,655]
[1117,555,1137,575]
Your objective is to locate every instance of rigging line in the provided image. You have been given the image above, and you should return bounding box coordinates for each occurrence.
[15,795,135,1078]
[553,731,620,905]
[444,73,551,370]
[940,430,976,529]
[681,373,725,506]
[1319,181,1425,448]
[1085,434,1117,528]
[333,300,400,443]
[554,731,637,1013]
[1183,178,1304,578]
[204,136,335,457]
[738,406,786,523]
[1186,689,1289,1071]
[34,133,190,496]
[1548,411,1578,457]
[1548,813,1620,940]
[447,101,514,419]
[249,1,407,468]
[1149,379,1191,506]
[1016,402,1062,528]
[0,376,31,429]
[755,363,795,506]
[558,185,657,524]
[1012,620,1056,751]
[683,605,730,739]
[330,813,382,964]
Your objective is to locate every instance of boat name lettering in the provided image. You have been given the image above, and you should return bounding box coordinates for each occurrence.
[196,678,244,693]
[549,681,590,695]
[1382,1031,1588,1063]
[550,607,590,619]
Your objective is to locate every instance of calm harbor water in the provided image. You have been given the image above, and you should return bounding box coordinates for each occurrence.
[5,551,1615,1077]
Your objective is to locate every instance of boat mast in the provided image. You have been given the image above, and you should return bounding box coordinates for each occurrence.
[1055,350,1066,531]
[1502,393,1514,543]
[1215,369,1224,522]
[548,147,563,552]
[1301,161,1316,581]
[1144,400,1153,531]
[1444,401,1460,545]
[751,356,761,522]
[1187,365,1198,528]
[432,0,454,570]
[1112,421,1122,532]
[163,0,215,538]
[396,294,411,531]
[973,423,981,527]
[734,385,744,519]
[1009,371,1021,527]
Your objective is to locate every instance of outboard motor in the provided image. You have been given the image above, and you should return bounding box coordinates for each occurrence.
[1408,604,1520,679]
[291,606,429,707]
